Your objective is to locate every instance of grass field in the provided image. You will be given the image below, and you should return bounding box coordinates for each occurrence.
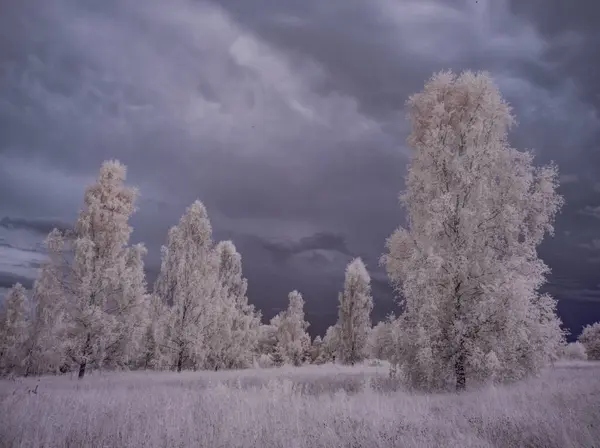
[1,361,599,448]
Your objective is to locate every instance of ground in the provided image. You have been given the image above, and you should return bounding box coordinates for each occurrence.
[1,361,599,448]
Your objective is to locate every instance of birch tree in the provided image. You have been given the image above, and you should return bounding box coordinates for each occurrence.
[336,258,373,365]
[44,160,144,378]
[208,240,261,369]
[381,71,565,391]
[271,291,310,366]
[154,201,219,372]
[0,283,29,375]
[22,256,66,376]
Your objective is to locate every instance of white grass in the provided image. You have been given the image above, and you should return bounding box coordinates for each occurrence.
[1,361,599,448]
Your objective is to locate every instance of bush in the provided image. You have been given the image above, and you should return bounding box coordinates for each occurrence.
[561,342,587,361]
[578,322,600,360]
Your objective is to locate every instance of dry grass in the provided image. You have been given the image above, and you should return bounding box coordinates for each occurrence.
[1,361,599,448]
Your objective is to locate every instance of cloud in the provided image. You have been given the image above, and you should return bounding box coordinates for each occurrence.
[578,206,600,220]
[260,231,352,263]
[1,0,599,336]
[0,216,70,235]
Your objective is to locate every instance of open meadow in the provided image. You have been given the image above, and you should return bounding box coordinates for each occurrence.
[1,361,599,448]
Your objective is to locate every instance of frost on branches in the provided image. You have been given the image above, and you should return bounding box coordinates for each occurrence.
[154,201,220,372]
[41,160,148,379]
[0,284,29,375]
[336,258,373,365]
[270,291,311,366]
[578,322,600,360]
[22,258,67,376]
[210,241,261,370]
[381,71,565,391]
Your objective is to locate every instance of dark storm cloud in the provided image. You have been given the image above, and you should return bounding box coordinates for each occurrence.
[0,272,34,290]
[1,0,599,336]
[260,231,352,263]
[0,216,70,235]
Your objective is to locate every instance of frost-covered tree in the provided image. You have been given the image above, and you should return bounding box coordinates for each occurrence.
[138,294,170,370]
[22,257,67,376]
[44,160,146,378]
[381,71,565,391]
[321,324,340,363]
[208,241,261,370]
[336,258,373,365]
[103,243,150,370]
[561,341,587,361]
[154,201,220,372]
[270,291,310,366]
[0,283,30,375]
[578,322,600,360]
[309,335,325,364]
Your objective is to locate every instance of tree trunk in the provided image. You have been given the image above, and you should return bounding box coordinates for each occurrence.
[78,332,92,379]
[455,342,466,391]
[78,360,87,379]
[177,348,184,373]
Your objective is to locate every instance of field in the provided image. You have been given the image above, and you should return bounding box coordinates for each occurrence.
[1,361,599,448]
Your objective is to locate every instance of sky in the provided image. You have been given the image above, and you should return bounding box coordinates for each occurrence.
[1,0,599,339]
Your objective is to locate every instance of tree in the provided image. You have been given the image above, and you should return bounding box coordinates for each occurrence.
[561,341,587,361]
[22,256,67,376]
[381,71,565,391]
[321,324,340,363]
[103,243,150,370]
[154,200,220,372]
[336,258,373,365]
[578,322,600,360]
[44,160,144,379]
[271,291,310,366]
[208,241,261,370]
[138,294,170,370]
[0,283,30,375]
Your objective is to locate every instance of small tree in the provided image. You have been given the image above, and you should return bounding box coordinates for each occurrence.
[561,341,587,361]
[0,284,30,375]
[22,259,67,376]
[381,71,565,391]
[336,258,373,365]
[321,324,340,363]
[271,291,310,366]
[578,322,600,360]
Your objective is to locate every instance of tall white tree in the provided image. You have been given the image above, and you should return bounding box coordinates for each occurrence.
[45,160,145,378]
[336,258,373,365]
[0,283,30,375]
[381,71,565,391]
[270,290,310,366]
[154,200,219,372]
[208,240,261,370]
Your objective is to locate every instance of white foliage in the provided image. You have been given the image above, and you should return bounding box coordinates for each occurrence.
[321,324,340,363]
[270,291,310,366]
[561,342,587,361]
[0,284,30,375]
[22,259,68,376]
[42,160,146,378]
[578,322,600,360]
[381,71,565,391]
[336,258,373,364]
[154,200,219,372]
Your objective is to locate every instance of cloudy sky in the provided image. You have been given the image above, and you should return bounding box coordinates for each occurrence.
[1,0,599,338]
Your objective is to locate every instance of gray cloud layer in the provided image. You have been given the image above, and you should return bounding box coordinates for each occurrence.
[1,0,599,336]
